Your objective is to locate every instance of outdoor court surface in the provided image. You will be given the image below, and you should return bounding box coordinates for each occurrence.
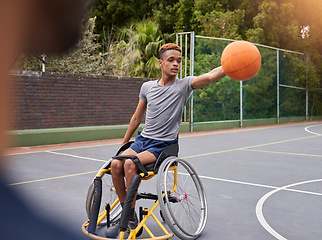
[6,121,322,240]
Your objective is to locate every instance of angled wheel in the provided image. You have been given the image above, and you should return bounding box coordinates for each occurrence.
[157,157,207,240]
[86,170,121,225]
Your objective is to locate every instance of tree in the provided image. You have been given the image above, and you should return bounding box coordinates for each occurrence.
[91,0,152,35]
[113,21,174,78]
[246,0,300,49]
[173,0,195,32]
[194,2,244,39]
[149,0,178,34]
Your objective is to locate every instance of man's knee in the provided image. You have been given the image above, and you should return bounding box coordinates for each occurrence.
[124,159,137,175]
[111,159,124,174]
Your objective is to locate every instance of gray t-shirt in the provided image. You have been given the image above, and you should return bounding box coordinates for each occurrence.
[139,76,194,141]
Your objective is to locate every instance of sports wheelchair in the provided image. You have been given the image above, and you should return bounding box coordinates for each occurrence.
[82,140,207,240]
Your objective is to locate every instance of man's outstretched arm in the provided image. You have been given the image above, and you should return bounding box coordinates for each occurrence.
[191,66,226,90]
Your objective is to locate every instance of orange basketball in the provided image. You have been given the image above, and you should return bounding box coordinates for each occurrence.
[221,41,261,81]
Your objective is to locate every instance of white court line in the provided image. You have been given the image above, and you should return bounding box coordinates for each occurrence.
[7,142,121,156]
[8,170,97,186]
[189,174,322,196]
[46,151,107,163]
[243,149,322,158]
[256,179,322,240]
[305,124,322,135]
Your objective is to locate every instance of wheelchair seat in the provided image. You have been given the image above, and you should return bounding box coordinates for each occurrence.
[140,142,179,174]
[112,141,179,175]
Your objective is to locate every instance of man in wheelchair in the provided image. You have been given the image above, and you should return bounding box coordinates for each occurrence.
[106,43,226,238]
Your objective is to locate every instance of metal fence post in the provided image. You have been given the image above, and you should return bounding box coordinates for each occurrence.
[306,54,309,121]
[176,33,178,46]
[180,34,183,79]
[184,34,188,122]
[277,50,280,123]
[190,31,195,132]
[240,80,243,127]
[41,54,46,72]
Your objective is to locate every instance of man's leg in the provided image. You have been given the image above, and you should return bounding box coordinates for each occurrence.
[107,149,156,237]
[123,150,156,208]
[110,159,126,204]
[106,148,137,237]
[122,150,156,235]
[112,149,156,207]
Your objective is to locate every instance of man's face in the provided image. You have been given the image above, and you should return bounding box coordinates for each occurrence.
[159,50,182,78]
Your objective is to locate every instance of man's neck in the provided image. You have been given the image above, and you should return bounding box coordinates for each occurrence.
[158,76,176,86]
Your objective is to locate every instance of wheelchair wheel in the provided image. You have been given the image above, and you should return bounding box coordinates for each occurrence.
[86,172,122,225]
[157,157,207,240]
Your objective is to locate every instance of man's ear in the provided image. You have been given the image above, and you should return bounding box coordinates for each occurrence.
[158,59,163,67]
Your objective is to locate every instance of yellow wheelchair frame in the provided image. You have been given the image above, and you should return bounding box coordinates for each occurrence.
[81,142,207,240]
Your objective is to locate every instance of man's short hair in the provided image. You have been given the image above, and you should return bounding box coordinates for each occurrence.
[159,43,182,59]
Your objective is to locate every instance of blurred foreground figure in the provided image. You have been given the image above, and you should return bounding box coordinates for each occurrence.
[0,0,84,239]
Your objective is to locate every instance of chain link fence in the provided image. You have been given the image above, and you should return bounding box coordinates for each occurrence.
[177,32,321,131]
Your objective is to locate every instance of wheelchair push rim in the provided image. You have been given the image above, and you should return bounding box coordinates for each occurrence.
[157,157,208,240]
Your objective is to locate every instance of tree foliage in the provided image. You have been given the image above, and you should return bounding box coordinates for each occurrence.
[17,0,321,118]
[113,21,174,78]
[194,2,245,39]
